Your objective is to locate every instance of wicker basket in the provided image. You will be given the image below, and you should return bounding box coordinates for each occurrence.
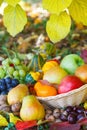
[37,84,87,108]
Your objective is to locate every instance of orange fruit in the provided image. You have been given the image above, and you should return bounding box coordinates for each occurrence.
[34,80,57,97]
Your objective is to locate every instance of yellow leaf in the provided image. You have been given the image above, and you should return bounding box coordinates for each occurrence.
[3,4,27,37]
[9,113,22,124]
[0,115,8,126]
[46,12,71,43]
[0,0,3,6]
[42,0,72,14]
[68,0,87,25]
[5,0,20,6]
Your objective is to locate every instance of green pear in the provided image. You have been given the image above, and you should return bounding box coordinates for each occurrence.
[7,84,29,105]
[20,95,45,121]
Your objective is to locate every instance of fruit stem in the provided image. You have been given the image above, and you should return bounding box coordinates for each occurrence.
[37,120,52,125]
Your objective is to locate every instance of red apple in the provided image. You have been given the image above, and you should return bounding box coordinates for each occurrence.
[58,75,83,94]
[75,64,87,83]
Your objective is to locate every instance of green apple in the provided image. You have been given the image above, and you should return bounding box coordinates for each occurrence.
[43,66,68,84]
[60,54,84,74]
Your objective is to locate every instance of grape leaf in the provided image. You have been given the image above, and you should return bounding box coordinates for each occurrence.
[5,0,20,6]
[68,0,87,26]
[3,4,27,37]
[42,0,72,14]
[0,0,3,6]
[46,12,71,43]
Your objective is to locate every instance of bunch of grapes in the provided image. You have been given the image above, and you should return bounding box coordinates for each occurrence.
[0,58,28,83]
[0,77,19,95]
[60,105,87,124]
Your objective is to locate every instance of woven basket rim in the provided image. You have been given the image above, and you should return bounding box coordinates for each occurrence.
[37,84,87,101]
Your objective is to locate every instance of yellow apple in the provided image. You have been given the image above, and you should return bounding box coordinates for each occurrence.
[43,66,68,84]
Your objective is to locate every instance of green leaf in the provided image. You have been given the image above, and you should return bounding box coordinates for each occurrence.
[42,0,72,14]
[0,0,3,6]
[3,4,27,37]
[68,0,87,26]
[5,0,20,6]
[46,12,71,43]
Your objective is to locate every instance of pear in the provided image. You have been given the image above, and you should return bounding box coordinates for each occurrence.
[7,84,29,105]
[20,95,45,121]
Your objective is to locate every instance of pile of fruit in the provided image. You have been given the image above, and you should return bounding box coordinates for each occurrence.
[33,54,86,97]
[0,53,87,129]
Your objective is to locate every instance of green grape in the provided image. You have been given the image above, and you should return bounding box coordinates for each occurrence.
[15,65,23,70]
[19,77,25,83]
[7,67,14,75]
[2,61,9,67]
[16,77,20,80]
[2,60,7,65]
[13,76,19,80]
[22,64,28,72]
[0,66,3,70]
[3,64,10,70]
[19,69,26,77]
[12,58,20,65]
[5,75,12,78]
[0,68,6,78]
[13,70,19,77]
[2,58,11,65]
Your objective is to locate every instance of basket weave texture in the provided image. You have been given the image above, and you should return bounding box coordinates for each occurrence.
[37,84,87,108]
